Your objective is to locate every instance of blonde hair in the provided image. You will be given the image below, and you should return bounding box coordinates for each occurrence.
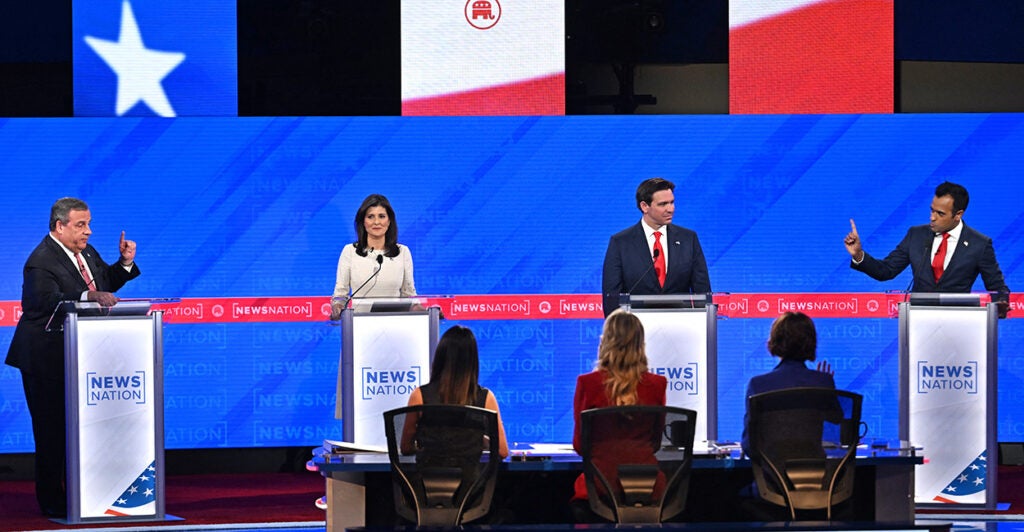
[597,309,648,406]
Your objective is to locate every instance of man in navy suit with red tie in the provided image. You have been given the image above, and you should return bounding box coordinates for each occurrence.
[844,181,1010,317]
[602,178,712,317]
[5,197,140,517]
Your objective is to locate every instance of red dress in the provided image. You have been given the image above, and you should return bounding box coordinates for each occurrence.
[571,370,668,501]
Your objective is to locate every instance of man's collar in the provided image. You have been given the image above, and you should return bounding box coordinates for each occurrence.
[641,219,664,236]
[938,220,964,239]
[48,232,78,257]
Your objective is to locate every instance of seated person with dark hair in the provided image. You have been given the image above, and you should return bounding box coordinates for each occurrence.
[741,311,834,455]
[401,325,508,461]
[740,312,848,520]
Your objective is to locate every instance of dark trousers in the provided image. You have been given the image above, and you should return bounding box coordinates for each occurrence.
[21,371,67,515]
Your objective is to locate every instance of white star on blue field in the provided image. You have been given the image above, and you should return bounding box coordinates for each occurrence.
[85,1,185,117]
[74,0,238,117]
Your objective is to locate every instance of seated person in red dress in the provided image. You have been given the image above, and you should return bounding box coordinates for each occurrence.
[570,309,668,521]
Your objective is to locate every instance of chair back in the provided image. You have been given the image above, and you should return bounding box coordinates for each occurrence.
[579,405,696,523]
[746,387,863,520]
[383,404,501,526]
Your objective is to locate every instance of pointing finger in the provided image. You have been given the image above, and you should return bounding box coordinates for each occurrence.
[849,219,859,236]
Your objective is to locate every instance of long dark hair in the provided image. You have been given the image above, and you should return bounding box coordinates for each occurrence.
[353,194,400,258]
[429,326,481,405]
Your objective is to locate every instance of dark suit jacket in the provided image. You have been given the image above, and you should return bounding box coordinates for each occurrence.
[852,223,1009,299]
[5,235,140,379]
[741,359,836,454]
[602,222,712,317]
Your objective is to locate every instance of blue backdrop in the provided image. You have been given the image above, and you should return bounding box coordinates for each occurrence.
[0,114,1021,451]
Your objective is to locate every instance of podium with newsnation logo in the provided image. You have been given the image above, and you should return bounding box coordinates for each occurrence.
[899,294,998,508]
[54,299,172,524]
[620,293,717,445]
[337,298,440,448]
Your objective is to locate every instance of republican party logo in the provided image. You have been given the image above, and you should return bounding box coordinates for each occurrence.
[466,0,501,30]
[74,0,237,116]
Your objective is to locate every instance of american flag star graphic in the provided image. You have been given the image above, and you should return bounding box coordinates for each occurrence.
[105,461,157,516]
[933,451,987,503]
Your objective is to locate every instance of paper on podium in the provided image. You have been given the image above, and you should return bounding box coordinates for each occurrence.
[323,439,387,454]
[522,443,576,455]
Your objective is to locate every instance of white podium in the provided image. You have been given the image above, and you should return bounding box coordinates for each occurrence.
[621,294,717,444]
[59,300,169,524]
[899,294,998,508]
[337,298,440,447]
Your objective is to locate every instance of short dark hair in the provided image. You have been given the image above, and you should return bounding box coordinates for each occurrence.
[635,178,675,211]
[50,197,89,231]
[934,181,969,213]
[767,312,817,362]
[429,326,481,406]
[353,194,399,257]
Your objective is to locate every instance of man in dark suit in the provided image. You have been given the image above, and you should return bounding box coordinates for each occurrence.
[844,181,1010,317]
[602,177,712,317]
[5,197,140,517]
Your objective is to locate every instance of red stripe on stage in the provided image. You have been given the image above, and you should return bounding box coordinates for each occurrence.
[730,0,894,114]
[402,73,565,116]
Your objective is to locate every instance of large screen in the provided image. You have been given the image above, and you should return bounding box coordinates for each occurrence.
[401,0,564,116]
[0,114,1021,451]
[729,0,893,114]
[73,0,238,117]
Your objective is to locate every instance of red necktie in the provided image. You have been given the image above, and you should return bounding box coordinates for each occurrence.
[75,253,96,290]
[931,232,950,282]
[653,232,666,287]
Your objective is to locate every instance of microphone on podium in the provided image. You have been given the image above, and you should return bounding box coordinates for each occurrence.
[622,248,660,303]
[337,254,385,316]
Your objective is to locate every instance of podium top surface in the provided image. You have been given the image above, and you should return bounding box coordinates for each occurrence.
[341,297,434,315]
[907,293,983,307]
[45,298,180,330]
[623,293,710,310]
[62,300,153,316]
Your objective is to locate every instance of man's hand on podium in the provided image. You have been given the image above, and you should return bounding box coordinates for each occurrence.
[88,291,119,307]
[997,299,1009,319]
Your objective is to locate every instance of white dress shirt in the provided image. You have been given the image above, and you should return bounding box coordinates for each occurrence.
[641,220,668,266]
[931,220,963,271]
[333,243,417,302]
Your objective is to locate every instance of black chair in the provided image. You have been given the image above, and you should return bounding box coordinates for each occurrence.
[579,405,697,523]
[746,387,863,520]
[383,404,501,526]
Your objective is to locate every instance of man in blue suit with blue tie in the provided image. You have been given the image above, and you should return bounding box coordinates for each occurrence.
[602,178,712,317]
[844,181,1010,317]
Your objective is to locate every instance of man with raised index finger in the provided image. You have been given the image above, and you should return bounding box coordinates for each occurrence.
[844,181,1009,317]
[5,197,141,517]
